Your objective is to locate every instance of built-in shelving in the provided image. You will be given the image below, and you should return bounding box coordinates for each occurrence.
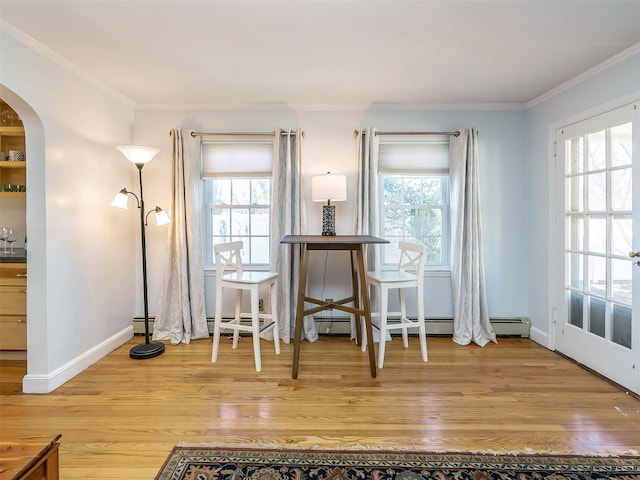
[0,104,26,198]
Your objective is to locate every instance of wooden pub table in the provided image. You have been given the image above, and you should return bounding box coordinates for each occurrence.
[280,235,389,379]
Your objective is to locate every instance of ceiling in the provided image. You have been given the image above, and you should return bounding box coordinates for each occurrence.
[1,0,640,107]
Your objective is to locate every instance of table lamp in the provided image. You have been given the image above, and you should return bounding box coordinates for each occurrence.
[311,172,347,236]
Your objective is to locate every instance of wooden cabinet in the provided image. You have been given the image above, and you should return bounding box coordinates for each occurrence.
[0,262,27,350]
[0,100,26,198]
[0,100,27,352]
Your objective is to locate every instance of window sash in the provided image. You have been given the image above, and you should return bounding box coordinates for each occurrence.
[379,174,450,269]
[204,175,273,268]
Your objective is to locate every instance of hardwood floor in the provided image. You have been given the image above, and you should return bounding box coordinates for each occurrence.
[1,336,639,479]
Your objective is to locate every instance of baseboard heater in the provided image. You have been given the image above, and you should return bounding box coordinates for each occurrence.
[133,316,531,338]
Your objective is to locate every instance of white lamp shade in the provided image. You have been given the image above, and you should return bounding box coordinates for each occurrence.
[110,191,129,209]
[116,145,160,165]
[311,173,347,202]
[154,208,171,226]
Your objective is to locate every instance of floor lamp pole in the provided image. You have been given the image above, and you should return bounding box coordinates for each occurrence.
[129,163,165,359]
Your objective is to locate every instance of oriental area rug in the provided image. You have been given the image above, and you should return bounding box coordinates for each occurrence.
[155,446,640,480]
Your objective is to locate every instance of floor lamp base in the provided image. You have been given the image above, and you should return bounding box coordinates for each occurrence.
[130,341,165,359]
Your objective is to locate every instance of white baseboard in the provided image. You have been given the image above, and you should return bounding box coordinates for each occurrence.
[133,316,531,338]
[529,326,551,349]
[22,327,133,394]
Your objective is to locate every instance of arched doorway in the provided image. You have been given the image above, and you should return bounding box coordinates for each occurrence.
[0,85,46,392]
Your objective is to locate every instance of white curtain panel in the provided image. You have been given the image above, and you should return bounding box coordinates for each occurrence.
[449,128,497,347]
[270,129,318,343]
[153,129,209,344]
[354,128,380,242]
[353,128,386,341]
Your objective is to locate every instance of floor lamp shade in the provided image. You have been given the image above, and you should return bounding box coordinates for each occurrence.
[116,145,160,165]
[312,172,346,236]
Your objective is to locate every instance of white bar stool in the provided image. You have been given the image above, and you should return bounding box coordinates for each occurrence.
[211,241,280,372]
[362,241,428,368]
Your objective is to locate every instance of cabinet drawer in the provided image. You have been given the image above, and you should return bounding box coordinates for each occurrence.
[0,285,27,314]
[0,315,26,350]
[0,263,27,285]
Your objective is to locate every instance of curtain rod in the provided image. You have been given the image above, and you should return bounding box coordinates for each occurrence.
[354,130,460,137]
[191,130,304,138]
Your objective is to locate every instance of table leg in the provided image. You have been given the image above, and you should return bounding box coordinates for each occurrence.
[292,244,309,379]
[349,250,362,345]
[356,245,377,378]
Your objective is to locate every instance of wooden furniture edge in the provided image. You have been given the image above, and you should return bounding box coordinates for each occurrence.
[0,434,61,480]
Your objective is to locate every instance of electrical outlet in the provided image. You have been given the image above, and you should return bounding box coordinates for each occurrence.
[258,299,264,312]
[326,298,333,310]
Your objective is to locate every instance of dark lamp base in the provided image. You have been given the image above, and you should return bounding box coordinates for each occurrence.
[130,341,165,359]
[321,204,336,236]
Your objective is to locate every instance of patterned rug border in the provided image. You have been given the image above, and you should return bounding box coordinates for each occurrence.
[156,444,640,480]
[175,441,640,457]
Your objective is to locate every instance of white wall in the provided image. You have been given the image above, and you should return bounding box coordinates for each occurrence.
[525,47,640,346]
[10,24,635,392]
[136,105,528,324]
[0,23,529,392]
[0,29,138,392]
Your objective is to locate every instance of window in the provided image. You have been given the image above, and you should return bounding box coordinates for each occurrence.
[563,120,633,346]
[204,178,271,266]
[380,175,449,267]
[202,137,273,268]
[378,136,450,269]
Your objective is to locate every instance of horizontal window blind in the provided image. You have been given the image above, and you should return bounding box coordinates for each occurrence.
[378,136,450,174]
[202,138,273,177]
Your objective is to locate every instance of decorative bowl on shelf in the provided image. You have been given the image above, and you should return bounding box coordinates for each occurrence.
[8,150,25,161]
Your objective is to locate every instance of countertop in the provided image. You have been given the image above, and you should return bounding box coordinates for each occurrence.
[0,248,26,262]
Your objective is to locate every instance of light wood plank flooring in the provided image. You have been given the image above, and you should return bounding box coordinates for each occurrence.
[1,336,639,479]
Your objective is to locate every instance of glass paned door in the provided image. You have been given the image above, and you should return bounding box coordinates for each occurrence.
[554,103,639,396]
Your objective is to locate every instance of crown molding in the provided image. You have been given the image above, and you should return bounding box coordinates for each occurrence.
[1,20,135,109]
[526,42,640,109]
[136,101,526,112]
